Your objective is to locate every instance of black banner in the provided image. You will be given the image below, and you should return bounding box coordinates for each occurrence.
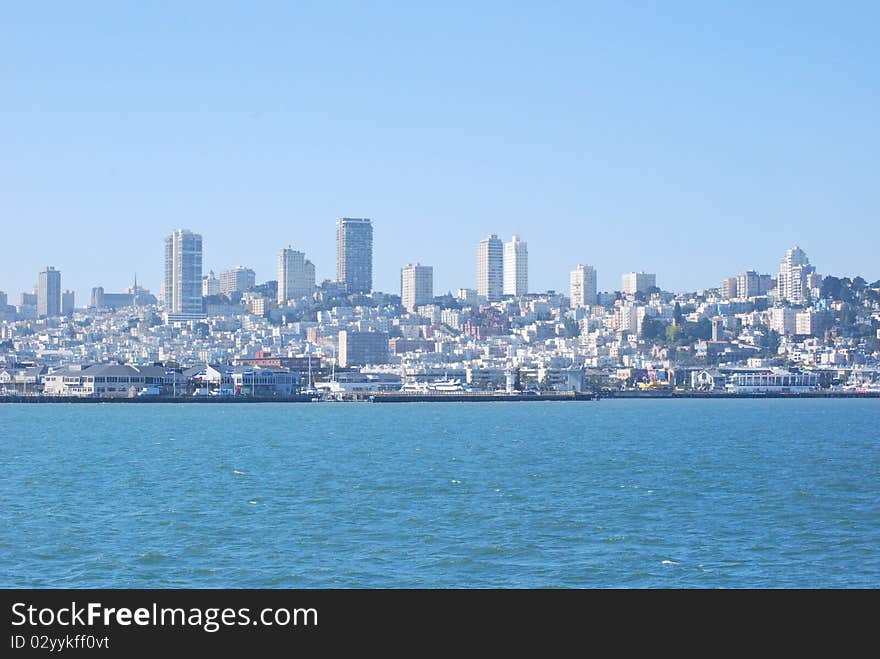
[1,589,871,653]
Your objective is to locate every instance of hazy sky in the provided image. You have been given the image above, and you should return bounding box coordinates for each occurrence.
[2,2,878,304]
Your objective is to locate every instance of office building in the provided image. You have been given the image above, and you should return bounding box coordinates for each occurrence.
[503,235,528,297]
[163,229,204,318]
[477,234,503,301]
[337,217,373,294]
[37,267,61,318]
[338,330,389,367]
[401,263,433,312]
[278,247,314,305]
[570,264,598,307]
[621,272,657,295]
[220,266,256,296]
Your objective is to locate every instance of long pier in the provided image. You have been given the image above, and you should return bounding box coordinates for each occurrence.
[2,390,878,403]
[369,391,596,403]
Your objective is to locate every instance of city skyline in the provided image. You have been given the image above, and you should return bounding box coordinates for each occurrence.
[3,3,878,303]
[5,228,880,312]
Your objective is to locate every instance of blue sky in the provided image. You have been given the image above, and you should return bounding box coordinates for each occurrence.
[2,1,878,303]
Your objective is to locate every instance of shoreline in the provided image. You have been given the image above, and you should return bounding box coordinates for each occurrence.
[1,391,879,403]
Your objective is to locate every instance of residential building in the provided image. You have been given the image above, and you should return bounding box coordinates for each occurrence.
[777,246,815,304]
[202,270,220,296]
[503,235,528,297]
[769,307,798,335]
[304,260,316,294]
[163,229,204,319]
[220,266,256,295]
[621,272,656,295]
[337,217,373,294]
[401,263,433,312]
[796,309,829,337]
[570,264,598,307]
[737,270,760,299]
[37,267,62,318]
[61,290,75,317]
[278,247,313,304]
[721,277,738,300]
[477,234,503,301]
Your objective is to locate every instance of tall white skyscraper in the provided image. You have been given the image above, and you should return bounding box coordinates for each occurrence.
[777,246,815,304]
[278,247,313,305]
[37,266,61,318]
[570,264,597,307]
[503,235,528,297]
[163,229,203,318]
[401,263,433,312]
[477,234,503,302]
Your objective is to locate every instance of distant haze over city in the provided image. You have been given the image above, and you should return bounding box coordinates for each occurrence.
[2,3,878,302]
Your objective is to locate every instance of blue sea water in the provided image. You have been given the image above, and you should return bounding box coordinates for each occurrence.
[1,400,878,588]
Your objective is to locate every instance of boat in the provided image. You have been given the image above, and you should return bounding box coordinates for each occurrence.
[400,377,466,393]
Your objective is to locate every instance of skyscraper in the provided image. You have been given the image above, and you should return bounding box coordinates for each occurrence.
[570,264,597,307]
[163,229,203,318]
[503,235,528,297]
[337,217,373,294]
[477,234,503,302]
[278,247,313,305]
[401,263,433,312]
[37,267,61,318]
[220,266,256,296]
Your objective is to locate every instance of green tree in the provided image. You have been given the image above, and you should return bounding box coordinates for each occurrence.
[562,317,580,337]
[642,318,667,340]
[760,329,781,354]
[673,302,683,325]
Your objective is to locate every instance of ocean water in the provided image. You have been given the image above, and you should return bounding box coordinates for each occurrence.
[1,400,877,588]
